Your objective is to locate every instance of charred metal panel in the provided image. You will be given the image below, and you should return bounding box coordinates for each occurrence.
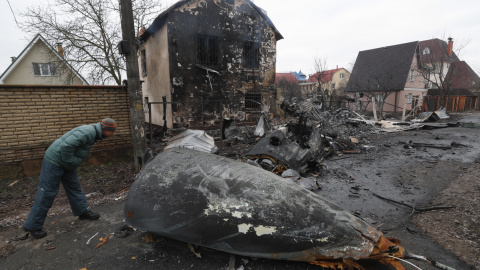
[246,130,313,172]
[164,0,278,127]
[125,148,382,261]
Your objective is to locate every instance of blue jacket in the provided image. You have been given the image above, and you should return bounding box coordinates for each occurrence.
[45,122,103,170]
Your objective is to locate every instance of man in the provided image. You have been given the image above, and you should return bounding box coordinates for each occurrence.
[23,118,117,239]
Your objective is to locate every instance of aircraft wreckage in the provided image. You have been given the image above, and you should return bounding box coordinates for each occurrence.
[125,147,409,269]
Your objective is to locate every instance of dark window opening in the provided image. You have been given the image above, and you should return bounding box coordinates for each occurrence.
[245,93,262,111]
[141,49,147,77]
[243,41,260,69]
[197,34,219,67]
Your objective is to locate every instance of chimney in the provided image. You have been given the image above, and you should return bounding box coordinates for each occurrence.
[447,37,453,56]
[57,42,64,57]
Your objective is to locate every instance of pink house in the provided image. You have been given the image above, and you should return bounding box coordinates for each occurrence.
[345,38,475,114]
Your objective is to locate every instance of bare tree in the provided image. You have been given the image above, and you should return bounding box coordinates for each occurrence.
[414,37,470,107]
[311,57,330,105]
[20,0,163,85]
[349,71,396,116]
[276,77,302,102]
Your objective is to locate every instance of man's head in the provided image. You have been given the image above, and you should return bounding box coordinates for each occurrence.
[101,118,117,137]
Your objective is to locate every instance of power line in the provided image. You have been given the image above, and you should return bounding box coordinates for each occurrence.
[6,0,19,27]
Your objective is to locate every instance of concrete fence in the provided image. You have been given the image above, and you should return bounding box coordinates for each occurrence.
[0,85,133,179]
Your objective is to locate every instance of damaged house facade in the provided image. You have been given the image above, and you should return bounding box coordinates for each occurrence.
[137,0,283,128]
[345,38,479,114]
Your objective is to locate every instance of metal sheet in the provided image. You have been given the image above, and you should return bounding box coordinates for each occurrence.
[124,148,382,261]
[164,129,218,153]
[246,130,313,172]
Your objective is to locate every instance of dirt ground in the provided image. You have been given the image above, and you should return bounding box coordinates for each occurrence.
[0,111,479,270]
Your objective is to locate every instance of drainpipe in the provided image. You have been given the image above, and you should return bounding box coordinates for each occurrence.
[394,91,397,113]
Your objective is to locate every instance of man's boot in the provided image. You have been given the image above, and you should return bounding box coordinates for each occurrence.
[79,210,100,220]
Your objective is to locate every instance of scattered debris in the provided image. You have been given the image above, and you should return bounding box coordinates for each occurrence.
[187,244,201,258]
[164,129,218,153]
[95,234,111,248]
[114,224,134,238]
[86,232,99,245]
[253,111,269,137]
[399,140,453,150]
[8,180,19,187]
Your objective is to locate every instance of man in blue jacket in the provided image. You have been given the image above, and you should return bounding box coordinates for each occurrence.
[23,118,117,239]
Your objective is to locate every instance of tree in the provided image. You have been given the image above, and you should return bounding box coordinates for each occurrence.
[20,0,163,85]
[349,71,397,116]
[414,37,470,107]
[276,77,302,102]
[311,57,330,105]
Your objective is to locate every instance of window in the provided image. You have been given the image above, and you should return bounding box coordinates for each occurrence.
[410,69,415,82]
[423,47,430,55]
[141,49,147,77]
[197,34,219,67]
[331,83,335,90]
[243,41,260,69]
[340,73,345,78]
[374,94,384,103]
[244,93,262,111]
[406,93,413,104]
[33,63,57,76]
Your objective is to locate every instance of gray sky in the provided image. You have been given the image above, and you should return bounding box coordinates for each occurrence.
[2,0,479,77]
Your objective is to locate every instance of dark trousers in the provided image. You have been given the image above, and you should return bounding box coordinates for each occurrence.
[23,159,89,231]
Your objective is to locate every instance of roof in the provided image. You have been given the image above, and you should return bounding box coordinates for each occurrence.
[139,0,283,43]
[291,70,307,82]
[418,38,459,64]
[275,73,298,84]
[345,41,418,92]
[0,34,88,85]
[443,61,480,90]
[308,68,345,83]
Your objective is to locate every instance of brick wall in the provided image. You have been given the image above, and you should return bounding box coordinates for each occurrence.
[0,85,132,165]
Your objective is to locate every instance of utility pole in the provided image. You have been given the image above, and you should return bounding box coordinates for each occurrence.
[120,0,146,172]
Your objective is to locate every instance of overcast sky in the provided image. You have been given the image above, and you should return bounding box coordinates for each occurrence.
[1,0,479,78]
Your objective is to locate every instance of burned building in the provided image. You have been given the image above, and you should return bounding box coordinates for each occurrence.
[137,0,283,129]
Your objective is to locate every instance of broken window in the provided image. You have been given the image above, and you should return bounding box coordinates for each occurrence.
[141,49,147,77]
[33,63,57,76]
[245,93,262,111]
[197,34,219,67]
[243,41,260,69]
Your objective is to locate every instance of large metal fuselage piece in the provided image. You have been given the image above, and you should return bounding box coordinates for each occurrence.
[124,148,381,261]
